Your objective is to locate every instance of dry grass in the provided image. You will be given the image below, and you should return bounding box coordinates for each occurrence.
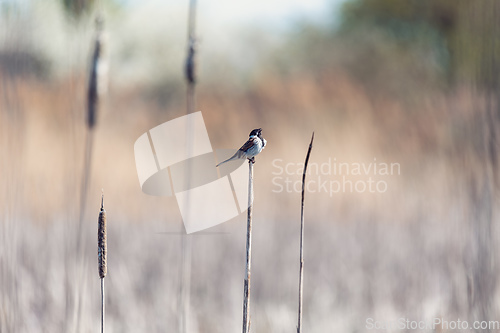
[0,60,498,332]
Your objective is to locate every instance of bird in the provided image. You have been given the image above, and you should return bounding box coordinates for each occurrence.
[216,128,267,167]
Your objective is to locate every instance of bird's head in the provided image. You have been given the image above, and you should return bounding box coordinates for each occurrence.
[249,128,262,138]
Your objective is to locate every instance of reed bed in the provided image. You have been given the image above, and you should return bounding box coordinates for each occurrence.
[2,2,500,333]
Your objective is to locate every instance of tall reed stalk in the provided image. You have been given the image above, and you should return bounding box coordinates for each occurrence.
[297,132,314,333]
[79,14,107,253]
[242,159,254,333]
[179,1,197,332]
[75,14,108,332]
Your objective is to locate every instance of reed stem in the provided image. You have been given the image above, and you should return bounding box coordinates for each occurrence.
[179,1,197,332]
[297,132,314,333]
[101,278,105,333]
[242,159,254,333]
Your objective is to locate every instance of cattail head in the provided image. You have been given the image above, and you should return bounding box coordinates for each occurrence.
[98,190,107,278]
[87,14,109,129]
[185,36,196,84]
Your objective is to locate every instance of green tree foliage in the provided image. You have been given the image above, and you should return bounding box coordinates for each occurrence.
[61,0,96,19]
[339,0,500,90]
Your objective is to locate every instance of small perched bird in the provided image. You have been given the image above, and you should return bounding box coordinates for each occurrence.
[216,128,267,167]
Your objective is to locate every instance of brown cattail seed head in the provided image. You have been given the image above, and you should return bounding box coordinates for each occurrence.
[98,193,107,278]
[87,15,109,129]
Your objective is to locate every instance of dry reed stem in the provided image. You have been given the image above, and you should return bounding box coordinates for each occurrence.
[101,278,105,333]
[242,159,254,333]
[297,132,314,333]
[77,13,108,262]
[75,15,109,333]
[179,2,197,333]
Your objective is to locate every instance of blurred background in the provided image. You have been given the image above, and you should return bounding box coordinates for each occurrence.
[2,0,500,332]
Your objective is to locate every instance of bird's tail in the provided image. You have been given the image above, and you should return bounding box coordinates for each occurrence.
[216,151,244,167]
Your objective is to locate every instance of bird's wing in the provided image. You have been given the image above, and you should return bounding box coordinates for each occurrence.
[216,138,256,167]
[239,138,256,152]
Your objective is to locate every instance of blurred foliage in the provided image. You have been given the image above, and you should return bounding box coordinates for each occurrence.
[338,0,500,90]
[340,0,458,40]
[459,0,500,92]
[340,0,455,77]
[277,0,500,97]
[61,0,96,19]
[60,0,122,20]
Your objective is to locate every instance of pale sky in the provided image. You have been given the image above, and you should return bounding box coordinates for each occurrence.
[123,0,345,31]
[197,0,343,30]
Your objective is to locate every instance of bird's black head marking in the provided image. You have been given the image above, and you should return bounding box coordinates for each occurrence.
[249,128,262,137]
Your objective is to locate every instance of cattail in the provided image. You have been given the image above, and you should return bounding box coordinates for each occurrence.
[87,14,108,129]
[75,14,109,333]
[185,37,196,85]
[179,2,197,333]
[98,191,107,279]
[98,190,107,333]
[78,13,108,263]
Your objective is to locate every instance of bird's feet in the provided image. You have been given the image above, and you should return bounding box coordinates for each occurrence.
[248,157,255,164]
